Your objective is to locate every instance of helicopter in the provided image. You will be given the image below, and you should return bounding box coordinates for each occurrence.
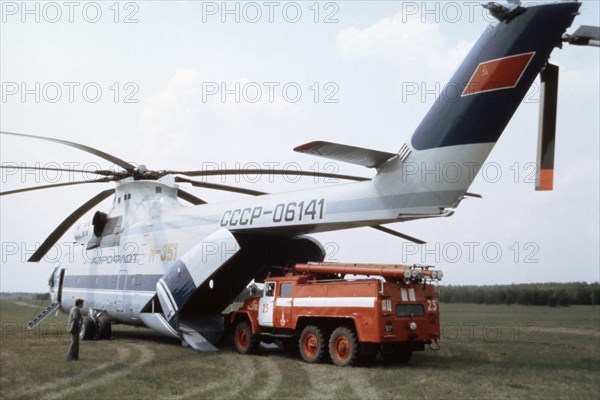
[1,1,598,350]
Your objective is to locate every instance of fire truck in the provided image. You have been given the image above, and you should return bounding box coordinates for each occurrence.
[230,262,442,366]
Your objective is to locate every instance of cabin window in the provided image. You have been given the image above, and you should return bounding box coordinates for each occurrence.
[395,304,424,317]
[280,283,293,297]
[265,282,275,297]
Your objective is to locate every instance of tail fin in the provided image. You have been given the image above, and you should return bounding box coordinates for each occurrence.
[376,2,580,211]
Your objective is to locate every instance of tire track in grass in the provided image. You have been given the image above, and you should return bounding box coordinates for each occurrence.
[11,346,131,399]
[42,343,154,400]
[250,356,283,399]
[300,363,347,399]
[164,353,257,400]
[347,367,378,400]
[300,362,379,399]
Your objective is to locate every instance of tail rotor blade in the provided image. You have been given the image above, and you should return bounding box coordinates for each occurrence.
[536,63,559,191]
[566,25,600,47]
[28,189,115,262]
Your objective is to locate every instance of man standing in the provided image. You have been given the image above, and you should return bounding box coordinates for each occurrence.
[66,299,84,361]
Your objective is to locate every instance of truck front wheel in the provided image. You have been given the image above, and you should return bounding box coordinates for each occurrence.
[329,327,359,366]
[299,325,326,363]
[234,321,258,355]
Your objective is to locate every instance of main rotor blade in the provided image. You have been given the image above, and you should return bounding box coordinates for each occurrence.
[177,189,207,205]
[370,225,426,244]
[0,178,112,196]
[536,63,559,191]
[175,177,267,196]
[0,131,135,173]
[174,169,370,182]
[28,188,115,262]
[0,165,115,177]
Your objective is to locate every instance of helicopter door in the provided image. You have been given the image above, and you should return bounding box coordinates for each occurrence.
[50,268,65,304]
[116,270,127,312]
[156,228,240,322]
[57,269,64,303]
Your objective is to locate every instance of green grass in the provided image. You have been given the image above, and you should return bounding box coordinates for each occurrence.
[1,301,599,399]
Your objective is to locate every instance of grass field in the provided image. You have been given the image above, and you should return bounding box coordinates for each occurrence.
[1,299,599,400]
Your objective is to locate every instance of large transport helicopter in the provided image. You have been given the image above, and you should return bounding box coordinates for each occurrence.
[1,1,598,350]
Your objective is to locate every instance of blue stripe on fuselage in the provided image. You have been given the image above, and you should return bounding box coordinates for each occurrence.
[63,274,163,292]
[411,2,580,151]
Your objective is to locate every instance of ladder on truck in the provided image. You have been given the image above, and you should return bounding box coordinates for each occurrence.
[28,303,61,330]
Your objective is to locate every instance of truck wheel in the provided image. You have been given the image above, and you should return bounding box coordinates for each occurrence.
[299,325,326,363]
[329,327,359,367]
[80,316,96,341]
[234,321,258,355]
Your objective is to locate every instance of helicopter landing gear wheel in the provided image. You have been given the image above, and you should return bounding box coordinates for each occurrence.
[80,316,96,341]
[95,314,112,340]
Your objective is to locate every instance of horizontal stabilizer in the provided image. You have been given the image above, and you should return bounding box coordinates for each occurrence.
[294,141,397,168]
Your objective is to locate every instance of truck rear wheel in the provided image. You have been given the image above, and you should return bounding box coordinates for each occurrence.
[299,325,326,363]
[234,321,258,355]
[329,327,359,367]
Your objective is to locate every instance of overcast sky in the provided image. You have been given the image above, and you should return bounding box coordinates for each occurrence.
[1,0,598,292]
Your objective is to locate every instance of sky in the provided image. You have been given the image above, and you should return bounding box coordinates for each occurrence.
[1,0,598,292]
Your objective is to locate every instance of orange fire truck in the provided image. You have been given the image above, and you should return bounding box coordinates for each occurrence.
[230,262,442,366]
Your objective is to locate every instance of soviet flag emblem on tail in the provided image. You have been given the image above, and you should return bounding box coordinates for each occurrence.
[462,52,535,96]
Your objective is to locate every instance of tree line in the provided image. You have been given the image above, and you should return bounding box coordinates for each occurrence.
[438,282,600,307]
